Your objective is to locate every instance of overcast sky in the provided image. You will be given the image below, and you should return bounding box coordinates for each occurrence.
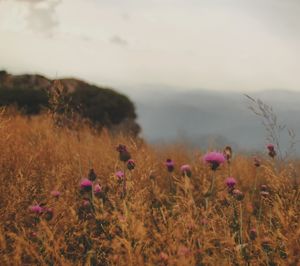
[0,0,299,92]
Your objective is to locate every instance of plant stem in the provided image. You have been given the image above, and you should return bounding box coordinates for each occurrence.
[239,202,243,245]
[258,198,263,224]
[205,172,216,210]
[122,163,127,199]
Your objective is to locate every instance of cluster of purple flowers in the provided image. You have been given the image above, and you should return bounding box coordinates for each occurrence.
[224,176,244,200]
[116,144,136,172]
[29,204,54,221]
[80,174,102,199]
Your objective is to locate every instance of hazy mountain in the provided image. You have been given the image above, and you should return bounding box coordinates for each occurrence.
[126,87,300,154]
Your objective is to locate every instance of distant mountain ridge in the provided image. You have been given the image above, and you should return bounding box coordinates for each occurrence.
[127,86,300,154]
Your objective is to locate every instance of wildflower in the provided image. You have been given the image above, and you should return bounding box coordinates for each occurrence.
[94,184,102,196]
[44,208,54,221]
[116,171,124,181]
[232,189,244,201]
[159,252,169,262]
[127,159,135,170]
[29,231,37,239]
[178,246,191,256]
[223,146,232,162]
[249,228,257,240]
[181,164,192,177]
[82,199,91,207]
[80,178,93,192]
[51,190,61,198]
[118,215,126,223]
[225,177,236,189]
[165,159,175,172]
[261,184,268,191]
[29,204,43,214]
[267,144,276,158]
[116,144,131,162]
[201,218,208,225]
[203,151,225,171]
[253,157,261,167]
[88,168,97,181]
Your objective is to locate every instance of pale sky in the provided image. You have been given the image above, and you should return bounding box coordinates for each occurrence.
[0,0,300,92]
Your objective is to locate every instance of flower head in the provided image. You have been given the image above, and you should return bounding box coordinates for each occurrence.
[177,246,191,256]
[223,146,232,162]
[44,208,54,221]
[203,151,226,171]
[267,144,276,158]
[80,178,93,192]
[165,159,175,172]
[127,159,135,170]
[82,199,91,207]
[94,184,102,195]
[159,252,169,261]
[116,171,124,181]
[180,164,192,177]
[29,204,43,214]
[261,184,268,191]
[249,228,257,240]
[225,177,236,189]
[50,190,61,198]
[88,168,97,181]
[116,144,131,162]
[232,189,244,201]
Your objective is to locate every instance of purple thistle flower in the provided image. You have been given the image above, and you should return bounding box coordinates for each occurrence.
[43,208,54,221]
[267,144,276,158]
[261,184,268,191]
[249,228,257,240]
[116,144,131,162]
[51,190,61,198]
[165,159,175,172]
[232,189,244,201]
[127,159,135,170]
[203,151,226,171]
[29,204,43,214]
[159,252,169,262]
[177,246,191,256]
[80,178,93,192]
[180,164,192,177]
[116,171,124,181]
[225,177,236,189]
[82,199,91,207]
[94,184,102,195]
[29,231,37,238]
[267,144,275,151]
[88,168,97,181]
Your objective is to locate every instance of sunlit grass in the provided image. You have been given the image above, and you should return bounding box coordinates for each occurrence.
[0,112,299,265]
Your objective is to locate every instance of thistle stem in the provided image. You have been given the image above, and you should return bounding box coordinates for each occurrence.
[239,202,243,245]
[122,163,127,199]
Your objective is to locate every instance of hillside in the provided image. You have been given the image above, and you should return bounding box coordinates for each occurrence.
[0,70,140,135]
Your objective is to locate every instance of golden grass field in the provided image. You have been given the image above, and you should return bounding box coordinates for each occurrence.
[0,112,299,266]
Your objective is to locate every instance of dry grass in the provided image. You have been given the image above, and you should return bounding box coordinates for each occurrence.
[0,112,299,266]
